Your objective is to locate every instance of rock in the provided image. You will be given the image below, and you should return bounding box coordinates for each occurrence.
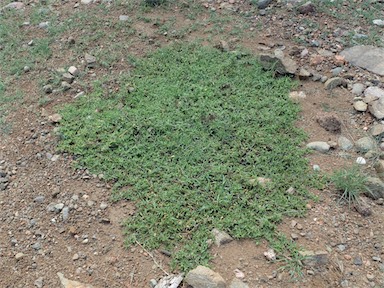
[99,202,108,210]
[15,252,25,260]
[54,203,65,212]
[373,19,384,26]
[307,141,331,153]
[353,101,367,112]
[1,2,24,11]
[154,274,184,288]
[364,86,384,103]
[324,77,348,90]
[263,248,276,261]
[43,84,53,94]
[81,0,93,4]
[62,73,74,84]
[61,81,71,91]
[216,40,229,52]
[62,207,69,221]
[259,53,297,76]
[289,91,306,102]
[48,114,62,123]
[355,137,376,152]
[32,242,42,250]
[38,22,49,29]
[338,136,353,151]
[119,15,129,21]
[85,53,96,68]
[310,55,324,66]
[34,196,45,203]
[374,160,384,180]
[351,83,365,96]
[185,266,226,288]
[316,113,341,133]
[354,256,363,266]
[356,157,366,165]
[369,99,384,119]
[229,278,249,288]
[371,124,384,136]
[297,1,315,14]
[331,67,343,76]
[299,250,328,267]
[57,272,95,288]
[34,277,44,288]
[211,228,233,246]
[298,68,311,80]
[68,66,79,77]
[365,177,384,199]
[334,55,346,66]
[341,45,384,76]
[257,0,272,9]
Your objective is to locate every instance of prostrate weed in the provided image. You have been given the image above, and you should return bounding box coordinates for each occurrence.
[58,44,315,271]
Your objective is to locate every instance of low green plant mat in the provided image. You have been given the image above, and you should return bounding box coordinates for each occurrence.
[58,43,315,271]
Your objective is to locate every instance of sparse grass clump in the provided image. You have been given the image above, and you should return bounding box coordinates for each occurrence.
[58,43,316,271]
[330,166,368,206]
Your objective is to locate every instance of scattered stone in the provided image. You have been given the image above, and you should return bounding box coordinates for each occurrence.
[297,1,315,14]
[316,113,341,133]
[54,203,65,213]
[365,177,384,199]
[291,233,299,240]
[216,40,229,52]
[371,124,384,136]
[154,274,184,288]
[38,22,49,29]
[355,137,376,152]
[306,141,330,153]
[43,84,53,94]
[57,272,95,288]
[34,277,44,288]
[369,99,384,120]
[313,164,320,171]
[62,207,69,221]
[364,86,384,103]
[61,81,71,91]
[338,136,353,151]
[289,91,306,102]
[48,114,62,123]
[1,2,24,11]
[310,55,324,66]
[257,0,272,9]
[324,77,348,90]
[119,15,129,21]
[62,73,74,84]
[353,101,368,112]
[373,19,384,26]
[331,67,343,76]
[185,266,226,288]
[299,250,328,267]
[99,202,108,210]
[24,66,30,73]
[229,278,249,288]
[68,66,79,77]
[353,256,363,266]
[355,201,372,216]
[263,248,276,261]
[367,273,375,281]
[15,252,25,260]
[374,160,384,180]
[337,244,346,252]
[259,53,298,76]
[356,157,366,165]
[81,0,93,4]
[334,55,346,66]
[341,45,384,76]
[85,53,96,68]
[211,228,233,247]
[51,154,60,162]
[351,83,365,96]
[34,196,45,203]
[298,68,311,80]
[32,242,42,250]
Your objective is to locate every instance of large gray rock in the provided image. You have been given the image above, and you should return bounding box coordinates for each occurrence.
[338,136,353,151]
[57,272,95,288]
[369,99,384,120]
[299,250,328,267]
[306,141,330,153]
[363,86,384,103]
[371,124,384,136]
[355,137,376,152]
[229,278,249,288]
[259,51,298,76]
[365,177,384,200]
[341,46,384,76]
[257,0,272,9]
[211,228,233,247]
[185,266,226,288]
